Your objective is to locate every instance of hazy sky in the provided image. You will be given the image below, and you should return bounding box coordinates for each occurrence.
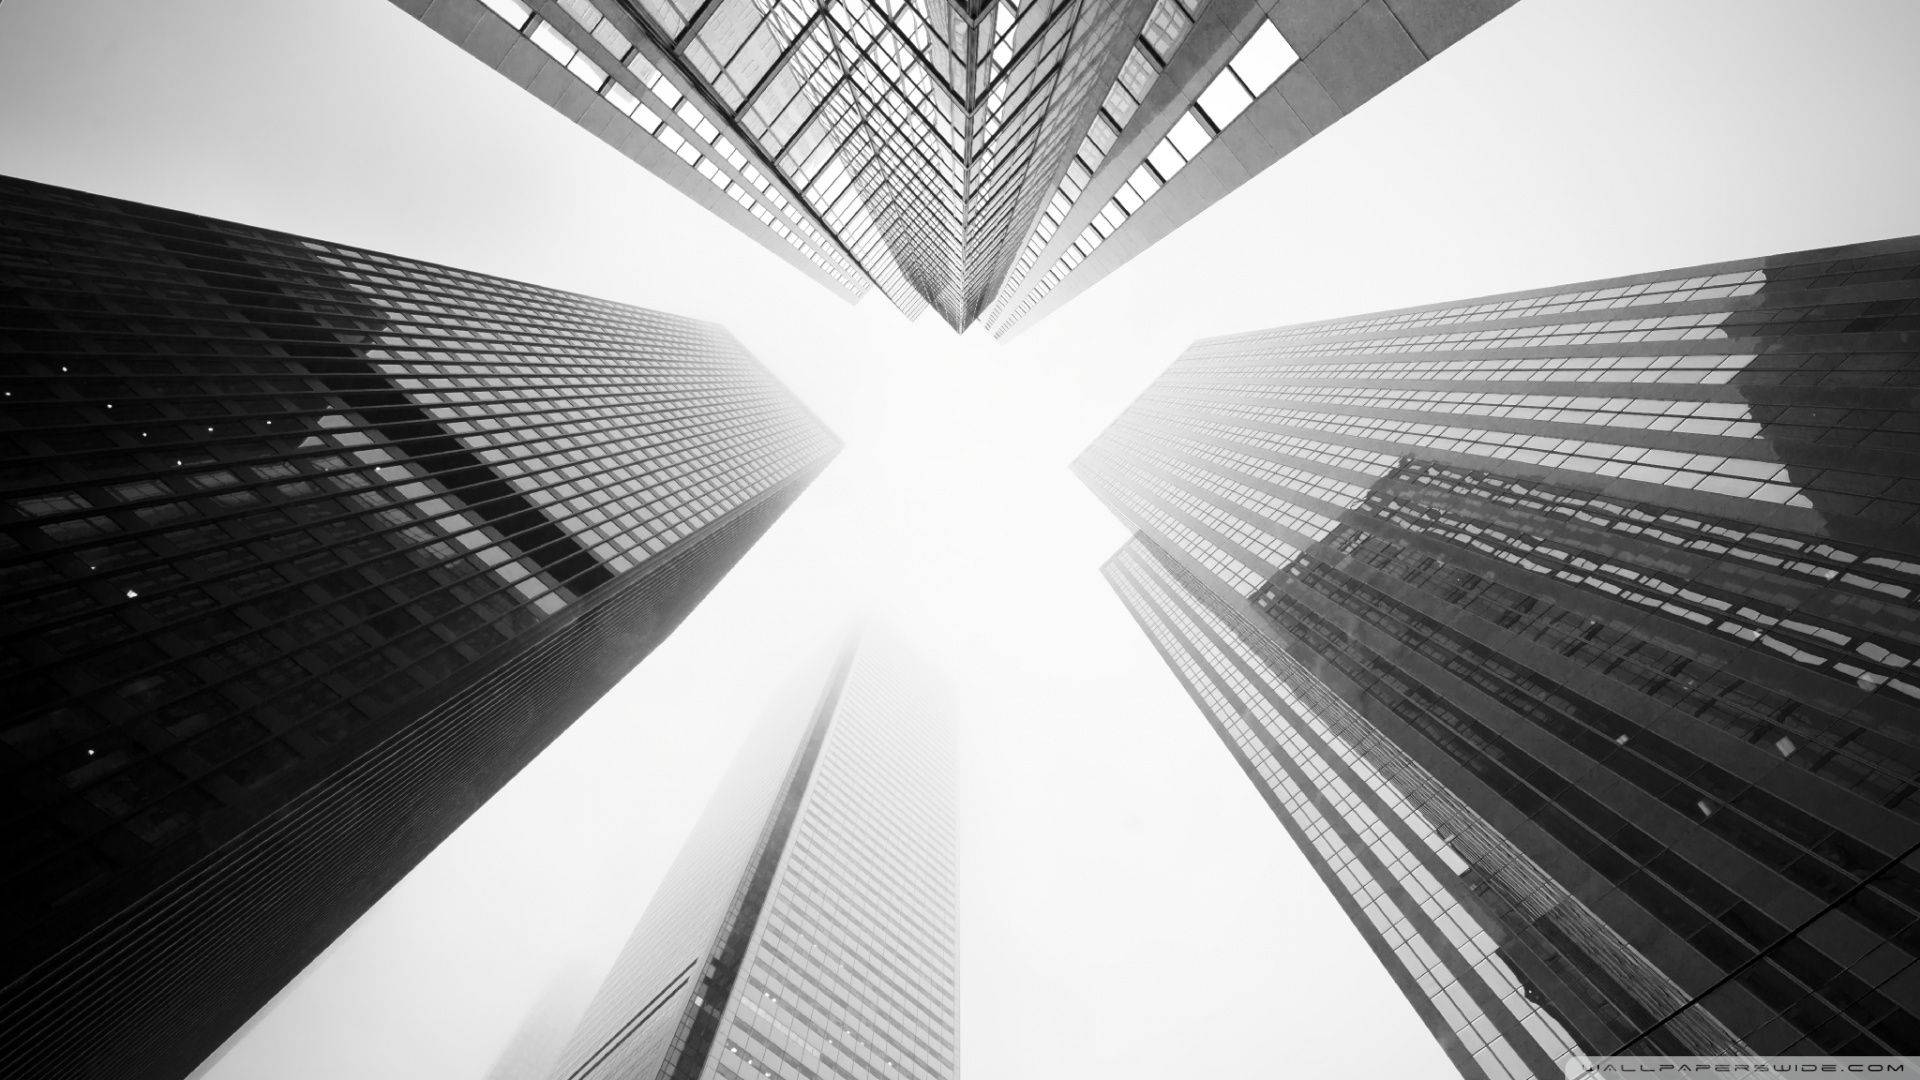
[4,1,1920,1078]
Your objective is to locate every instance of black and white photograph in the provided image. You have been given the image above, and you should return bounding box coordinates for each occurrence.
[2,1,1919,1078]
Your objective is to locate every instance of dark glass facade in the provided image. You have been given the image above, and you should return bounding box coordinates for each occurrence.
[391,0,1511,334]
[1103,535,1737,1079]
[1080,236,1920,1070]
[545,635,958,1080]
[0,174,838,1080]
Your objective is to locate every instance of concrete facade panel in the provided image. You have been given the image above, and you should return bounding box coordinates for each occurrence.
[1304,0,1426,113]
[1383,0,1523,56]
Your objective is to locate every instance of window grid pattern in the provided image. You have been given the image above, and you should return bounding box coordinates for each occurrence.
[1076,238,1920,1057]
[1319,487,1920,810]
[1348,462,1920,706]
[0,178,837,939]
[1255,554,1920,1056]
[1128,538,1758,1053]
[1180,241,1920,364]
[1082,333,1920,600]
[424,1,1525,336]
[667,0,969,322]
[979,0,1204,328]
[1213,271,1770,348]
[1108,540,1588,1080]
[1106,534,1759,1060]
[704,640,957,1080]
[1167,353,1760,385]
[1137,391,1821,509]
[958,0,1146,332]
[1076,438,1271,591]
[548,645,842,1080]
[535,0,1154,330]
[471,0,874,301]
[984,14,1301,334]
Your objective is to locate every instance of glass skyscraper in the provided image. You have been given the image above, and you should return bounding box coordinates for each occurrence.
[544,633,958,1080]
[0,175,838,1080]
[389,0,1512,333]
[1080,236,1920,1073]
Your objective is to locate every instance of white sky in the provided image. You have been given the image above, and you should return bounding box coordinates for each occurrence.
[4,1,1920,1078]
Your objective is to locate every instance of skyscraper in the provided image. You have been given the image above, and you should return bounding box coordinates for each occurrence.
[388,0,1513,333]
[1079,236,1920,1071]
[544,633,958,1080]
[0,174,839,1080]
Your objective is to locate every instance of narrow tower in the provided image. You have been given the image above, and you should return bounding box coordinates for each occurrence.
[547,633,959,1080]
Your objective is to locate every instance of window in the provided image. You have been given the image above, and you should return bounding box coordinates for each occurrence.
[1127,164,1161,201]
[566,52,606,88]
[1103,83,1138,129]
[555,0,599,26]
[1141,0,1193,59]
[14,492,90,517]
[1087,114,1118,153]
[1167,112,1209,158]
[589,20,631,57]
[1230,22,1297,96]
[605,83,641,115]
[477,0,532,28]
[1148,138,1184,180]
[1118,46,1158,101]
[529,21,577,65]
[1196,68,1252,128]
[628,51,663,87]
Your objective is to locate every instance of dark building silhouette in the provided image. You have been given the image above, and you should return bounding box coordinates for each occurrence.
[389,0,1512,333]
[544,634,958,1080]
[0,174,838,1080]
[1081,236,1920,1073]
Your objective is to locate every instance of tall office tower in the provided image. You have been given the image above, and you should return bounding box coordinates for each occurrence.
[389,0,1511,333]
[1080,236,1920,1073]
[544,634,958,1080]
[0,174,838,1080]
